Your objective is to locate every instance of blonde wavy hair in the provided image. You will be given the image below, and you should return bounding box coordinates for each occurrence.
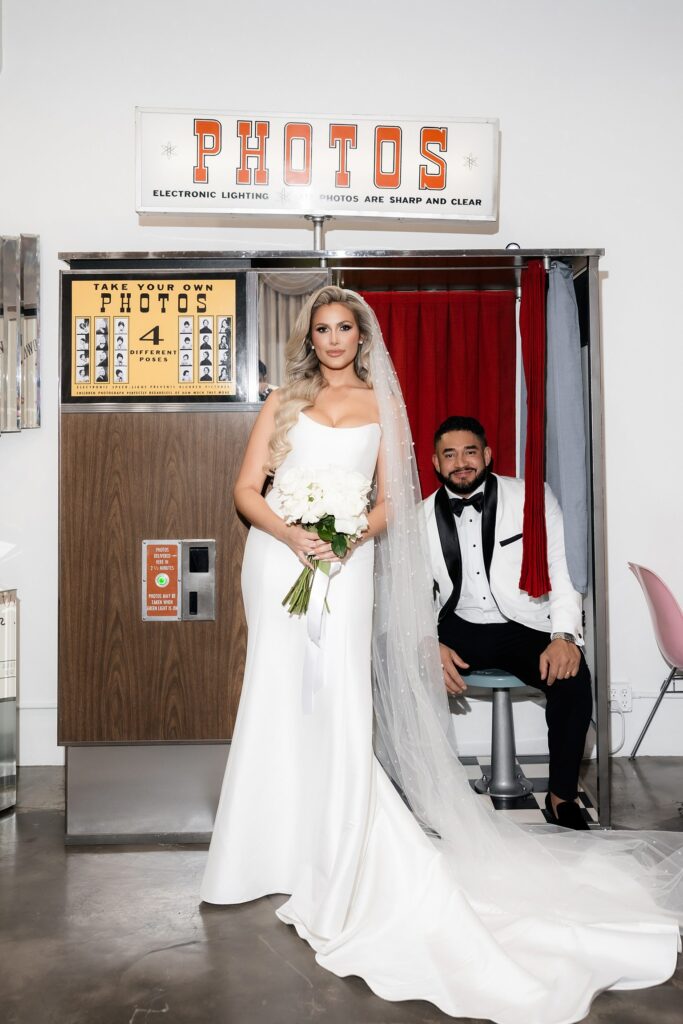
[266,286,375,471]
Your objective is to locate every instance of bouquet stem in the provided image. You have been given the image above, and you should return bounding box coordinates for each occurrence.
[282,559,331,616]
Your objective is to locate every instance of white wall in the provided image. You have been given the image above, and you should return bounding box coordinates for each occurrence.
[0,0,681,764]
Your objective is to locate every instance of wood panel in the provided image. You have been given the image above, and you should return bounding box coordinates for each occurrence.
[59,411,257,743]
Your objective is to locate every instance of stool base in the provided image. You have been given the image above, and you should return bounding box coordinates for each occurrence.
[474,769,533,799]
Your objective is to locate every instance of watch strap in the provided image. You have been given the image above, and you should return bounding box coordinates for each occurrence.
[550,631,577,644]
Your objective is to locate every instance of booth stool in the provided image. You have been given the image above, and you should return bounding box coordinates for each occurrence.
[467,669,534,799]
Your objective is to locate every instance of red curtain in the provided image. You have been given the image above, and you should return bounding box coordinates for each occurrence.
[361,291,517,496]
[519,261,551,597]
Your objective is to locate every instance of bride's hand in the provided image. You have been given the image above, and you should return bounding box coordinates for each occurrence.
[280,524,330,567]
[324,534,363,564]
[304,538,352,564]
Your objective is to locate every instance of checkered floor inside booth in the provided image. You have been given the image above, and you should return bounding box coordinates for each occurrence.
[459,755,599,826]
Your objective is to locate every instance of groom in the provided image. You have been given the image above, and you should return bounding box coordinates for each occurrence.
[423,415,592,830]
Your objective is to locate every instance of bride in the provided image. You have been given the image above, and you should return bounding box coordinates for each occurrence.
[201,286,681,1024]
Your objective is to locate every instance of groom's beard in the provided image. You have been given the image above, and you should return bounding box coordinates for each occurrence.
[435,464,490,497]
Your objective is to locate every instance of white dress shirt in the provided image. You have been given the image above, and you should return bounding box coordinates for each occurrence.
[452,483,507,625]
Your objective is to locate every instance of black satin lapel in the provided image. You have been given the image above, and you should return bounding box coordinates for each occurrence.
[482,473,498,580]
[434,486,462,611]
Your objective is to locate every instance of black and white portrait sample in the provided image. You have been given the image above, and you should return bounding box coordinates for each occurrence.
[76,317,90,352]
[219,347,231,378]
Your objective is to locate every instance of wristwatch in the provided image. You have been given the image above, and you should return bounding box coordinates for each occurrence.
[550,632,577,644]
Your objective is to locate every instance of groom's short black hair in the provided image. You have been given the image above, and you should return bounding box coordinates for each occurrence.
[434,416,488,449]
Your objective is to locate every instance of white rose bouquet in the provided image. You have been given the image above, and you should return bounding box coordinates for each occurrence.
[273,465,372,615]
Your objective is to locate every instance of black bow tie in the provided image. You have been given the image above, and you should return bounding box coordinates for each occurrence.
[449,492,484,517]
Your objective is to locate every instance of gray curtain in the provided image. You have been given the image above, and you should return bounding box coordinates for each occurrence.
[258,272,329,387]
[546,260,588,594]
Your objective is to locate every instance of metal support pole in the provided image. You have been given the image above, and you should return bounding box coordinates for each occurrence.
[305,215,331,267]
[473,690,533,799]
[587,255,611,826]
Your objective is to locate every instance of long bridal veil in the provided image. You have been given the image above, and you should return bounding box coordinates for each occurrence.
[361,292,683,930]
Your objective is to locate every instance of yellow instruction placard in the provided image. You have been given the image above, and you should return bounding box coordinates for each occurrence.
[70,276,237,398]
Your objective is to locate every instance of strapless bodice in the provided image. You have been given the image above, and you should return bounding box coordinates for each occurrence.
[273,413,381,485]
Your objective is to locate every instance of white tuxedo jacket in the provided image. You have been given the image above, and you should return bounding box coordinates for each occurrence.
[422,474,584,644]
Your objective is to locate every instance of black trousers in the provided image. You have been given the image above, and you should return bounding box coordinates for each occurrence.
[438,615,593,801]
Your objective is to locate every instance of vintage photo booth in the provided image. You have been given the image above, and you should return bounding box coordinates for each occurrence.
[58,246,608,840]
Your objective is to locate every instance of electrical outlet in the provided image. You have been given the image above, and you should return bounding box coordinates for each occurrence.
[609,685,632,712]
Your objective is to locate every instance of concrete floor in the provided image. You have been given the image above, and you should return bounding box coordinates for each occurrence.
[1,762,682,1024]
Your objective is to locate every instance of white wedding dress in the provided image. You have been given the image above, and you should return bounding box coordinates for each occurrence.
[201,412,680,1024]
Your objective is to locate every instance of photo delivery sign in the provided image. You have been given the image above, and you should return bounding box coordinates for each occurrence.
[136,108,499,221]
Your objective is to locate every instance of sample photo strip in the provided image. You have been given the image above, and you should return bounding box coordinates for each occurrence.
[75,316,90,381]
[95,317,109,383]
[178,315,194,378]
[218,315,232,383]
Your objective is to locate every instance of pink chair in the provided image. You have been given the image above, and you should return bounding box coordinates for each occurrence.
[628,563,683,759]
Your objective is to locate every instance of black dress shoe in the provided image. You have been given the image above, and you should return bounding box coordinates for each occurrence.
[545,793,590,830]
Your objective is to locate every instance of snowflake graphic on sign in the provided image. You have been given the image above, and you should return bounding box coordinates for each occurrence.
[463,153,478,170]
[161,142,177,159]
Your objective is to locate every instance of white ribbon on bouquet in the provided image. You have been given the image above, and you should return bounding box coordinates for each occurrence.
[302,561,341,713]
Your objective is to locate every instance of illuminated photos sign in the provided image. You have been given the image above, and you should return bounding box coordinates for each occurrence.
[136,108,499,221]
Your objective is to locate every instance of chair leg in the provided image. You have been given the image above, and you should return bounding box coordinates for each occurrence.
[629,667,676,760]
[474,689,533,798]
